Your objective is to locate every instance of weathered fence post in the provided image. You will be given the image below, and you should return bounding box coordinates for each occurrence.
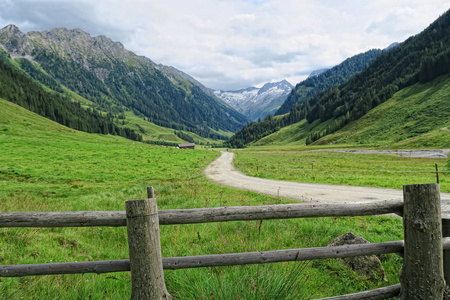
[147,186,155,199]
[126,198,172,300]
[400,183,445,299]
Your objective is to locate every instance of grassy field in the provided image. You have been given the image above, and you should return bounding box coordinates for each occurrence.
[1,98,406,299]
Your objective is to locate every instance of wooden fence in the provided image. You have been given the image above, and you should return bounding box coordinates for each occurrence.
[0,184,448,299]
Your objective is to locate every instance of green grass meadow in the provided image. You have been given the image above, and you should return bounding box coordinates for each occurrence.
[0,98,411,299]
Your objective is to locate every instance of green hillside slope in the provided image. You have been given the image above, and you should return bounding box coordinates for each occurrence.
[227,48,383,147]
[301,9,450,144]
[255,76,450,148]
[315,75,450,147]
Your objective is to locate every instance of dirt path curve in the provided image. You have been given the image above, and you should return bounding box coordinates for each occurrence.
[204,151,450,203]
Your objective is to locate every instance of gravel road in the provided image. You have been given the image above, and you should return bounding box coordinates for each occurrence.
[204,151,450,203]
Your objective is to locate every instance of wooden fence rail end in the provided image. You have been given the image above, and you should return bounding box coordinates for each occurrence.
[0,211,126,227]
[315,283,400,300]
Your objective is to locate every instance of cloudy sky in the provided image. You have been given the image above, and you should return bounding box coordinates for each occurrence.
[0,0,449,90]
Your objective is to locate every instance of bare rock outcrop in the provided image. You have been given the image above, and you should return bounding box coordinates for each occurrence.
[327,232,387,281]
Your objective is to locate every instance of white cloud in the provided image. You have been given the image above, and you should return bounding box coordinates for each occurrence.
[0,0,449,90]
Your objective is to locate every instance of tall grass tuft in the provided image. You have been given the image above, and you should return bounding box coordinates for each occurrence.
[166,262,317,300]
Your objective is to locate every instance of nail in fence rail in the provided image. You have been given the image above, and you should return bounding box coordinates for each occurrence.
[0,184,446,299]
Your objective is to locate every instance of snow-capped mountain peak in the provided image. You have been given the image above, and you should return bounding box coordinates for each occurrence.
[214,80,293,121]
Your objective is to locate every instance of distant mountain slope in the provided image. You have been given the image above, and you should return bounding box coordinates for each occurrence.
[276,49,382,115]
[214,80,293,121]
[0,25,248,139]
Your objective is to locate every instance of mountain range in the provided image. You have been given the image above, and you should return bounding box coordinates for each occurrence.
[2,7,449,150]
[214,80,293,121]
[0,25,248,143]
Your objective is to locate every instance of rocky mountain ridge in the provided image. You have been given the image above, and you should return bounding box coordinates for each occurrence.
[214,80,293,121]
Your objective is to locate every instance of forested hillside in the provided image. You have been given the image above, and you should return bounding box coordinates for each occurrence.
[0,53,142,141]
[276,49,382,115]
[253,75,450,148]
[0,25,248,140]
[302,9,450,144]
[228,9,450,147]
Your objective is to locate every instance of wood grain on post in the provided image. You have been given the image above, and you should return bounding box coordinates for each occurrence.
[400,184,444,299]
[126,199,172,300]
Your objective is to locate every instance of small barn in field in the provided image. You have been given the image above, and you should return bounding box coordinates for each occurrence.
[178,143,195,149]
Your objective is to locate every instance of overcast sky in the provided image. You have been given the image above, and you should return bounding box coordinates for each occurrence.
[0,0,449,90]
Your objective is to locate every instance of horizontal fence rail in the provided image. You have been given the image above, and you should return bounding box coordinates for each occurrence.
[0,239,407,277]
[4,238,450,278]
[0,199,403,227]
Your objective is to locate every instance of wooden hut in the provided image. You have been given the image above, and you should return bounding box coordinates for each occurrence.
[178,143,195,149]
